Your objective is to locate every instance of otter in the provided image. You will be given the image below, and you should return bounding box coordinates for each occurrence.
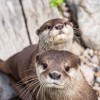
[36,18,74,54]
[0,47,98,100]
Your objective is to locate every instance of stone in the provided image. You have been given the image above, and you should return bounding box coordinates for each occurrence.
[80,64,95,85]
[91,55,99,64]
[95,71,100,84]
[92,65,100,72]
[96,77,100,83]
[88,49,94,57]
[0,73,16,100]
[70,41,84,55]
[95,72,100,77]
[0,0,30,60]
[66,0,100,50]
[93,86,100,91]
[0,0,30,99]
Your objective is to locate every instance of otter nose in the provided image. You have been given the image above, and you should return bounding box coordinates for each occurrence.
[55,24,63,30]
[49,72,61,80]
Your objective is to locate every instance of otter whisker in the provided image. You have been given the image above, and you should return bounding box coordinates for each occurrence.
[31,82,40,97]
[49,87,53,100]
[16,82,24,87]
[40,83,44,100]
[16,80,32,87]
[24,80,40,100]
[74,32,80,36]
[43,83,46,100]
[73,27,80,31]
[16,76,37,85]
[73,28,80,31]
[17,84,32,100]
[18,81,39,100]
[27,92,32,100]
[50,88,53,100]
[23,78,38,85]
[74,30,80,35]
[16,76,33,84]
[47,87,50,100]
[17,86,28,100]
[58,90,61,100]
[22,82,36,100]
[23,81,39,99]
[16,78,38,88]
[27,80,39,92]
[50,88,54,100]
[36,83,45,100]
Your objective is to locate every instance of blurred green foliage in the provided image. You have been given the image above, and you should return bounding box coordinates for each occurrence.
[50,0,64,7]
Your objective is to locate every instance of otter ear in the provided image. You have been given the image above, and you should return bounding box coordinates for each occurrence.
[36,29,40,35]
[36,55,39,62]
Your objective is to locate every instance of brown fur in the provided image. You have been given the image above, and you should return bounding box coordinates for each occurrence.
[36,18,74,54]
[0,45,98,100]
[36,18,73,35]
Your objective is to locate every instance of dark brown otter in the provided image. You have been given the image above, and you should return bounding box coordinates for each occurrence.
[0,46,98,100]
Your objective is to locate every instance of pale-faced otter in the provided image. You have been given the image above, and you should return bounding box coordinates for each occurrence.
[36,18,74,54]
[0,46,98,100]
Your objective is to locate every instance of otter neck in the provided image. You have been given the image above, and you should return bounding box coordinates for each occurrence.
[38,39,73,55]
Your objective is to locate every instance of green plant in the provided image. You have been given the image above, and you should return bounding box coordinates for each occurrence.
[50,0,64,7]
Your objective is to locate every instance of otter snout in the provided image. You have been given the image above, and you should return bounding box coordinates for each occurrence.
[55,24,64,30]
[49,71,61,80]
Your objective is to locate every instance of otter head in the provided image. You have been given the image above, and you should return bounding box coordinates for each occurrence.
[37,18,74,54]
[35,50,81,89]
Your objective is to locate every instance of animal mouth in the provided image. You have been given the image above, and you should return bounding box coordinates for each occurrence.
[44,82,65,89]
[47,84,65,89]
[59,31,65,35]
[49,30,69,44]
[53,35,67,44]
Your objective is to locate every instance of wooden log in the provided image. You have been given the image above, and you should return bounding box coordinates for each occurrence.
[21,0,62,44]
[0,0,30,60]
[0,0,30,99]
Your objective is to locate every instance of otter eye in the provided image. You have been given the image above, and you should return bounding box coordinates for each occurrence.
[42,63,48,69]
[47,25,51,29]
[65,66,70,72]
